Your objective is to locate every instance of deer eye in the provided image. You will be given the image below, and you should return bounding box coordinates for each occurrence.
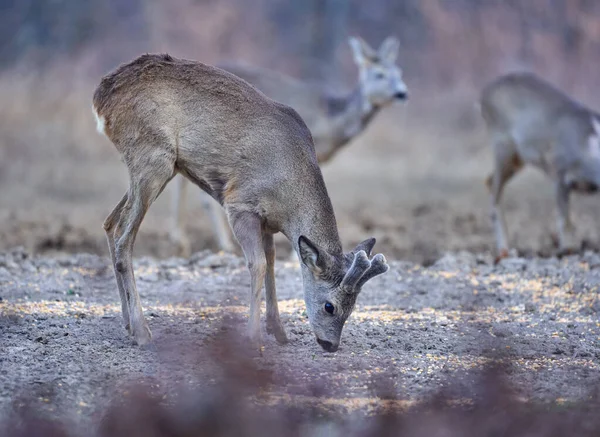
[324,302,335,314]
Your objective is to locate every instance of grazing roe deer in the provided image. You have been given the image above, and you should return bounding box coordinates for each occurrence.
[93,54,389,351]
[481,72,600,258]
[170,36,408,256]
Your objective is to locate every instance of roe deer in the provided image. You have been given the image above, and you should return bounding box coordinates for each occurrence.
[92,54,389,351]
[481,72,600,258]
[169,36,408,256]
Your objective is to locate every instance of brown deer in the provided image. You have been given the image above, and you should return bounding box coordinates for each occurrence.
[93,54,389,351]
[481,72,600,259]
[169,36,408,255]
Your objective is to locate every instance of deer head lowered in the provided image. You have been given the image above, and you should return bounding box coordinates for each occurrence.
[299,237,388,352]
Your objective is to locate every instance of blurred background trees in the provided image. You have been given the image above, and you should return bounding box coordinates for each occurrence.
[1,0,599,93]
[2,0,600,260]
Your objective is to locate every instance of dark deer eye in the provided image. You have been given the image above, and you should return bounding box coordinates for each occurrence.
[324,302,335,314]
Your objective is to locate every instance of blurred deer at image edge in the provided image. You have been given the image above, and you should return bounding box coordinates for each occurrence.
[481,72,600,259]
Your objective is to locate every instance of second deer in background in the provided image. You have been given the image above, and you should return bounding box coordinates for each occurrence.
[481,72,600,259]
[169,36,408,255]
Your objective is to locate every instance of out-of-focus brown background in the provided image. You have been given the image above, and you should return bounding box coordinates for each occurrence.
[2,0,600,263]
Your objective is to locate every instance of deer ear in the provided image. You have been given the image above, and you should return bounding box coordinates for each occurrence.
[349,36,376,66]
[298,236,326,275]
[379,36,400,63]
[589,118,600,159]
[353,238,376,257]
[592,117,600,137]
[349,37,366,65]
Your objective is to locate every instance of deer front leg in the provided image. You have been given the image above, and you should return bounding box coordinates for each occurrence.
[263,232,288,344]
[230,211,266,348]
[555,180,578,254]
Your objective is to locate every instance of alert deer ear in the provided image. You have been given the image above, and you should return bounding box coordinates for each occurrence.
[353,237,376,257]
[378,36,400,64]
[298,236,330,275]
[349,36,376,66]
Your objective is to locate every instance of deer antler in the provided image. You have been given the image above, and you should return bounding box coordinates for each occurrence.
[341,250,371,290]
[357,254,389,289]
[341,251,389,291]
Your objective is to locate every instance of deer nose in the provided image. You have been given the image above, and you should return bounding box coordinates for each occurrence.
[317,338,339,352]
[395,91,408,100]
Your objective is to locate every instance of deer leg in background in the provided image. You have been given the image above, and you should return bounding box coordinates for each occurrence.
[169,175,192,257]
[229,211,266,347]
[555,179,577,253]
[200,192,236,253]
[263,232,288,344]
[487,144,522,260]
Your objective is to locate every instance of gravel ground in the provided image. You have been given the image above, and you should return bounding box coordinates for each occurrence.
[1,248,600,432]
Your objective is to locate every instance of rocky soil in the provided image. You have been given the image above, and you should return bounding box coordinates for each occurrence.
[1,248,599,432]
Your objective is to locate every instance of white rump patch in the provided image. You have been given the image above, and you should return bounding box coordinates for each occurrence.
[589,117,600,159]
[92,105,106,135]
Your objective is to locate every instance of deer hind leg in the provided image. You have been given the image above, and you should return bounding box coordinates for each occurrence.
[112,149,176,345]
[263,232,288,344]
[200,193,236,253]
[486,140,523,259]
[169,175,192,257]
[229,210,266,349]
[104,193,130,333]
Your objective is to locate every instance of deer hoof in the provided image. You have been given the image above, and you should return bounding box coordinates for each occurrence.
[266,319,288,345]
[494,248,509,264]
[132,323,152,346]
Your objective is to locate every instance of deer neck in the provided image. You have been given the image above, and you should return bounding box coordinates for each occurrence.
[318,86,380,161]
[283,183,343,257]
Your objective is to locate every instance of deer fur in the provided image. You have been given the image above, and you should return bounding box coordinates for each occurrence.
[93,53,389,350]
[481,72,600,258]
[169,36,408,255]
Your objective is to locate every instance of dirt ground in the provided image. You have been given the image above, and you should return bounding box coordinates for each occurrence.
[1,247,600,432]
